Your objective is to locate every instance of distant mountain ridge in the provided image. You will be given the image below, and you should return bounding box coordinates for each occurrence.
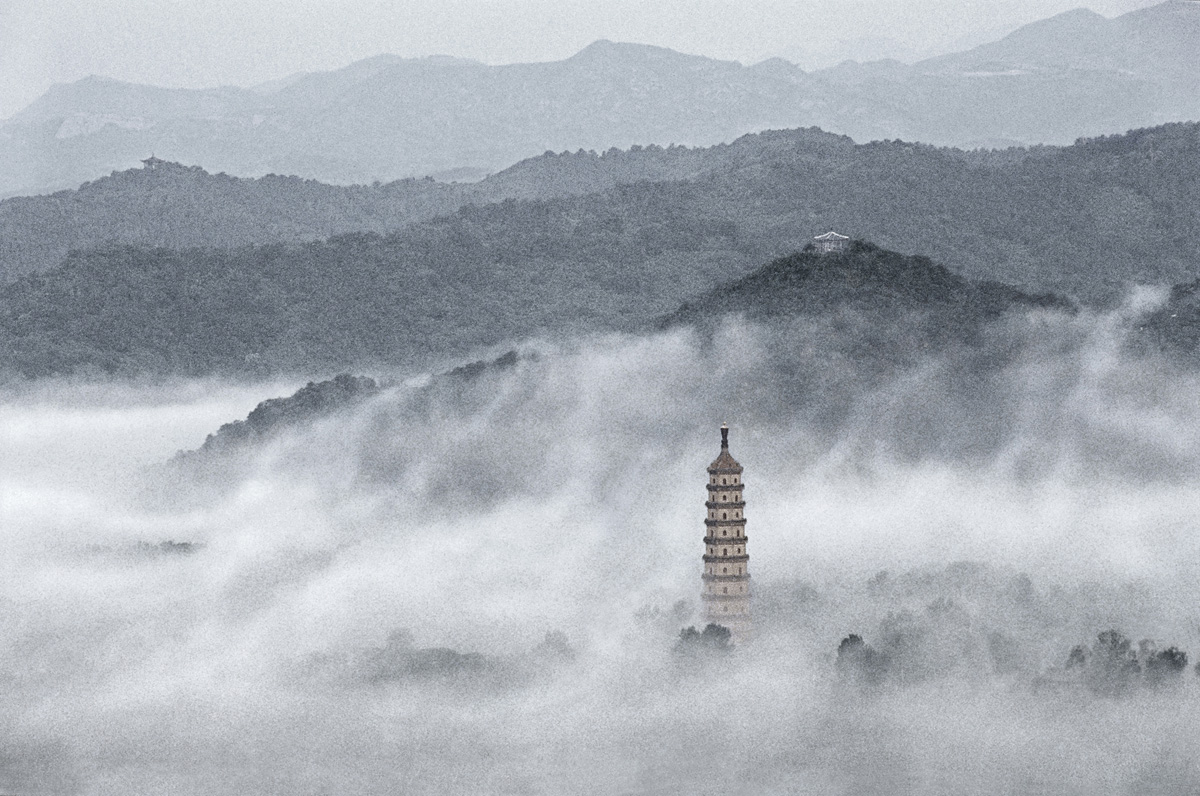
[0,140,733,280]
[924,3,1200,80]
[0,161,462,279]
[3,1,1198,197]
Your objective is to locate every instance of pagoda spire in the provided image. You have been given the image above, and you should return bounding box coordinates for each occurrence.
[702,423,751,639]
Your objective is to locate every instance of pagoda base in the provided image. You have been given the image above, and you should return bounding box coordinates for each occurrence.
[702,597,752,642]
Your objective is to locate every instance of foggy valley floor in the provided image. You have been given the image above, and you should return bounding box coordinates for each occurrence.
[3,309,1200,794]
[6,1,1200,792]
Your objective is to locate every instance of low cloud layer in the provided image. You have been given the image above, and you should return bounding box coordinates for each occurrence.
[3,302,1200,794]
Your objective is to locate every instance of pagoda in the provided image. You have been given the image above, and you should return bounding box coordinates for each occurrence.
[701,423,751,638]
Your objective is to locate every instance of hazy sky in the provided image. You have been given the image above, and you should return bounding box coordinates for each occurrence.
[0,0,1165,120]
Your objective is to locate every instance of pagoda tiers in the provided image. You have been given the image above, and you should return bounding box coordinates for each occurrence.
[702,423,751,638]
[813,230,849,253]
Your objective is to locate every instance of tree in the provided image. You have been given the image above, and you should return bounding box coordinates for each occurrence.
[836,634,889,685]
[1144,646,1188,686]
[1064,630,1189,695]
[675,623,732,656]
[1087,630,1141,695]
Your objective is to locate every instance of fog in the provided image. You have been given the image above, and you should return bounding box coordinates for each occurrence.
[3,305,1200,794]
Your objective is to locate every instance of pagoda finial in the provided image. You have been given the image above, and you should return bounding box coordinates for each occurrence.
[720,422,729,449]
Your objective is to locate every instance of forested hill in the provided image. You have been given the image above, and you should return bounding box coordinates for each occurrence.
[174,374,381,461]
[0,235,1068,380]
[4,122,1200,300]
[664,242,1072,331]
[0,163,462,279]
[0,129,826,280]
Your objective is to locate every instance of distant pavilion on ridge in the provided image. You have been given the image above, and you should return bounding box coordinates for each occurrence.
[813,230,850,254]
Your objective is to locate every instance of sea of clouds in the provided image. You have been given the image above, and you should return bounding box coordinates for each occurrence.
[2,300,1199,794]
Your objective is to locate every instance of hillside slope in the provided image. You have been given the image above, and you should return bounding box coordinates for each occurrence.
[0,139,728,279]
[0,233,1071,379]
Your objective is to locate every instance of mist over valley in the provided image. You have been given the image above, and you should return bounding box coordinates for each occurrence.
[5,284,1200,792]
[5,1,1200,792]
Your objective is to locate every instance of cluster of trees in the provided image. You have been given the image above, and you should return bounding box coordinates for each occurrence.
[673,624,735,671]
[134,540,203,556]
[675,623,733,655]
[1063,631,1190,695]
[836,626,1193,695]
[835,635,890,685]
[833,600,1007,687]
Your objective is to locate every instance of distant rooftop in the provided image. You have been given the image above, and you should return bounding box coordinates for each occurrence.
[813,230,850,254]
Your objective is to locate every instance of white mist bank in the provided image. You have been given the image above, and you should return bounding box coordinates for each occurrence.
[3,310,1200,794]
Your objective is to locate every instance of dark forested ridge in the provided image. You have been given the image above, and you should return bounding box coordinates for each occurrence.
[2,122,1199,379]
[0,222,733,377]
[0,232,1069,379]
[3,1,1198,198]
[0,141,729,280]
[169,353,520,475]
[0,162,466,279]
[174,374,381,461]
[662,242,1077,385]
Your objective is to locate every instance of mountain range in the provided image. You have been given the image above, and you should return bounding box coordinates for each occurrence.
[0,143,727,279]
[3,122,1198,302]
[3,1,1198,198]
